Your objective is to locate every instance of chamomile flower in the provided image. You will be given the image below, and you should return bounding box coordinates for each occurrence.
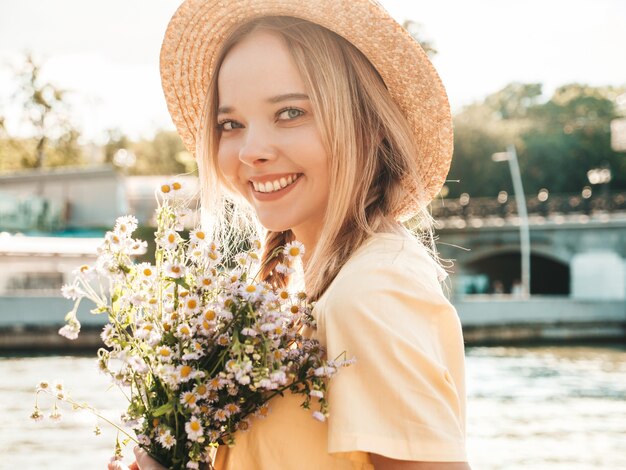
[189,229,207,245]
[136,262,157,281]
[61,283,84,300]
[180,391,199,410]
[185,416,204,441]
[58,320,81,340]
[160,180,184,199]
[181,295,201,315]
[159,230,181,251]
[283,240,305,260]
[156,345,174,363]
[163,261,185,279]
[114,215,138,237]
[157,429,176,449]
[126,239,147,255]
[176,323,194,340]
[275,262,295,275]
[104,231,124,251]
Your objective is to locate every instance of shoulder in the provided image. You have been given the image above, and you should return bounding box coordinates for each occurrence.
[323,232,449,305]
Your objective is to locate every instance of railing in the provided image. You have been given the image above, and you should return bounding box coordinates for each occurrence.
[430,190,626,219]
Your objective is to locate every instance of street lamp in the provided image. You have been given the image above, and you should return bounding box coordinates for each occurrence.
[492,145,531,298]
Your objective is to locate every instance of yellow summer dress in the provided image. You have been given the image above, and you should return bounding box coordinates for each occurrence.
[214,232,468,469]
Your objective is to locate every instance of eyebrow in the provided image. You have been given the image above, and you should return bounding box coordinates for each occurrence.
[217,93,310,115]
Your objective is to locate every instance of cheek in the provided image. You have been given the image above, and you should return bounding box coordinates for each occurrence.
[216,145,238,184]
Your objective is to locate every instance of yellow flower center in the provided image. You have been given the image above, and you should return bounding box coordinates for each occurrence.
[290,305,299,314]
[185,394,196,404]
[197,385,207,395]
[161,184,171,193]
[167,234,176,243]
[180,365,192,378]
[289,247,300,257]
[246,285,256,293]
[204,310,216,321]
[172,181,182,190]
[159,348,170,357]
[187,299,197,309]
[143,268,152,276]
[180,326,190,335]
[279,291,289,300]
[171,266,181,274]
[196,231,205,239]
[190,421,201,431]
[203,278,212,286]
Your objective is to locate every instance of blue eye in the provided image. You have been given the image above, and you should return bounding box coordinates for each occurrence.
[217,120,242,131]
[278,108,304,120]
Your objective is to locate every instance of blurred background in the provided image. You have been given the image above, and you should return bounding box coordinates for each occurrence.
[1,1,625,469]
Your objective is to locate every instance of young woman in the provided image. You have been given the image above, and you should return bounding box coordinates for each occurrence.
[111,1,470,469]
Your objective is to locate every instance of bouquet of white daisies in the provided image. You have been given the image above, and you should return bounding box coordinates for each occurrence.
[34,181,351,470]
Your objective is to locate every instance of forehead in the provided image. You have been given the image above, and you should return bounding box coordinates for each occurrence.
[217,30,307,104]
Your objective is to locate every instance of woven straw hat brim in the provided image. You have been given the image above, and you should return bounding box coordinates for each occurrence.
[160,0,453,219]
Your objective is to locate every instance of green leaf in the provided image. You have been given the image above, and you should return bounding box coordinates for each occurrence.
[152,403,173,417]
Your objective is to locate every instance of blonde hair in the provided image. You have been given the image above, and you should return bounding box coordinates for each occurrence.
[197,16,445,300]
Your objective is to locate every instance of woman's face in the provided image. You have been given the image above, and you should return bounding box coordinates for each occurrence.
[216,30,330,246]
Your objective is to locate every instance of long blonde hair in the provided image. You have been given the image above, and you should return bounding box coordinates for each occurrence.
[196,16,445,300]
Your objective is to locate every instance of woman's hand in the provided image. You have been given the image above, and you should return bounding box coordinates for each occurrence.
[107,447,167,470]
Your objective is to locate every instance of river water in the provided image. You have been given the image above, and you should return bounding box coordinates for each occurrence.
[1,343,625,469]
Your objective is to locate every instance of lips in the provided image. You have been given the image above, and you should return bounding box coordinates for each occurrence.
[250,173,302,193]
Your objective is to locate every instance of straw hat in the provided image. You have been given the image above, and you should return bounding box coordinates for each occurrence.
[160,0,453,219]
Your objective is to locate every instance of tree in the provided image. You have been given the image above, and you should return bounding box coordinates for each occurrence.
[2,52,85,171]
[131,130,193,175]
[447,82,626,199]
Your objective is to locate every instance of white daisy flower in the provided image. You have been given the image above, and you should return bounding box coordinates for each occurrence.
[126,238,147,255]
[136,262,156,280]
[156,345,174,363]
[61,283,85,300]
[180,391,199,410]
[159,230,181,251]
[163,261,185,279]
[189,229,207,244]
[114,215,138,237]
[176,323,194,340]
[182,295,201,314]
[283,240,305,260]
[157,429,176,449]
[185,416,204,441]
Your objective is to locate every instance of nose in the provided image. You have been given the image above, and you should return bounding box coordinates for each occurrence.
[238,124,277,166]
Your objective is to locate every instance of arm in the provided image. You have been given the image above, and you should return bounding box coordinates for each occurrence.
[370,454,471,470]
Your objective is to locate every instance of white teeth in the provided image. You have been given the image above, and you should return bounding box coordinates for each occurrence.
[252,174,300,193]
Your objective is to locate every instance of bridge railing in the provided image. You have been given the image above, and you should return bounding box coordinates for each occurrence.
[430,190,626,219]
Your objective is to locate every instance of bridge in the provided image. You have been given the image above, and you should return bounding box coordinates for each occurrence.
[431,191,626,343]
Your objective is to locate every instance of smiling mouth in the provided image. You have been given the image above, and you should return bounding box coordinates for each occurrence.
[250,173,302,193]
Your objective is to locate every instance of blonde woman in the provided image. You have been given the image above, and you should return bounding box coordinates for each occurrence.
[111,1,470,469]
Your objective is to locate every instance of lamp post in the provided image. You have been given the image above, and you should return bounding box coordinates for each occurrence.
[492,145,531,298]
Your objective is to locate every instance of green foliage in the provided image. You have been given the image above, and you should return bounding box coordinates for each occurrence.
[131,130,194,176]
[0,52,86,172]
[448,82,626,198]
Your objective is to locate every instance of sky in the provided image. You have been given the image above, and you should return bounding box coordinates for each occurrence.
[1,0,625,143]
